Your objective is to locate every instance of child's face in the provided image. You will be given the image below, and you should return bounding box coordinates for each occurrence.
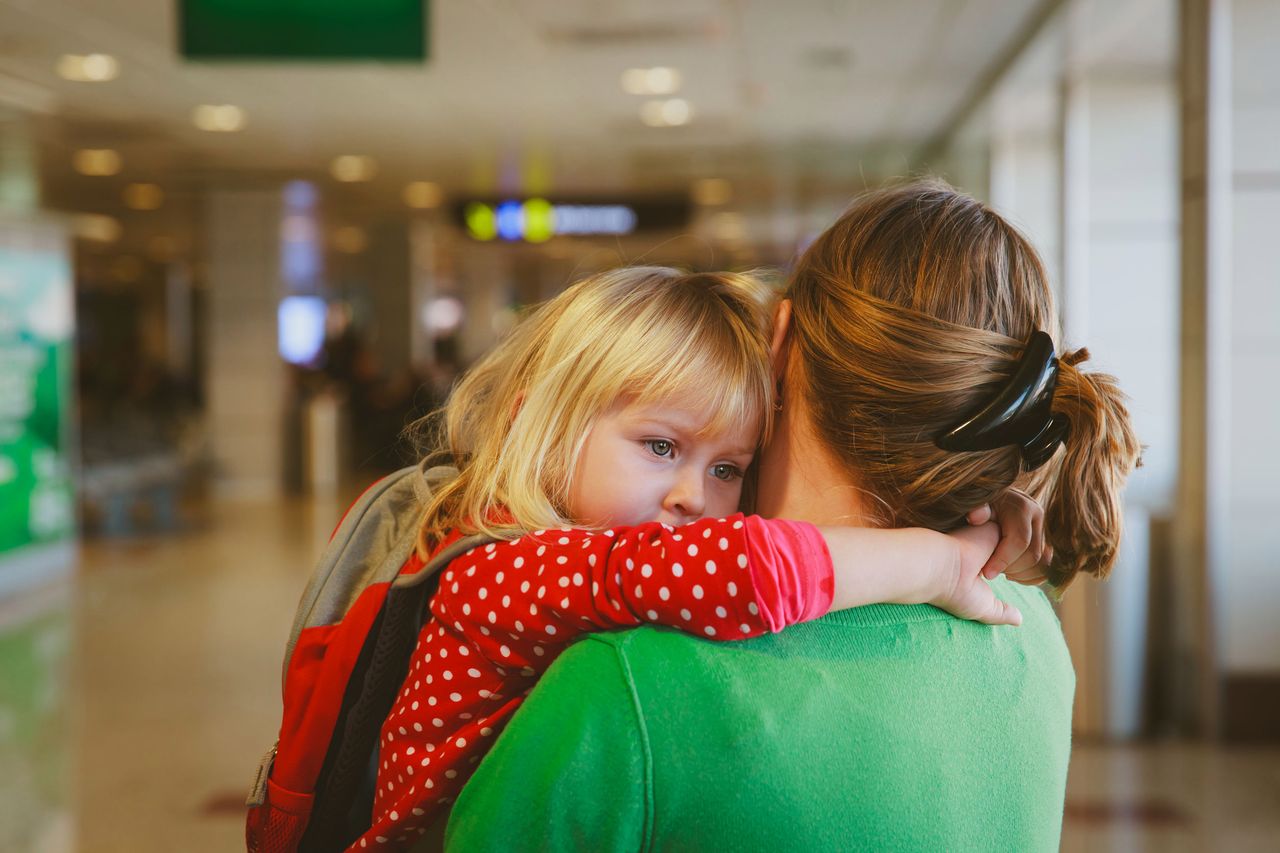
[567,396,758,528]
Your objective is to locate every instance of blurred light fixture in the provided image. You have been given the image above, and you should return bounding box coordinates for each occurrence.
[56,53,119,82]
[331,155,376,182]
[464,202,497,241]
[123,182,164,210]
[73,149,122,176]
[279,296,328,365]
[403,181,444,209]
[621,66,681,95]
[463,199,637,242]
[280,214,319,243]
[692,178,732,206]
[73,214,122,243]
[422,295,464,334]
[284,180,318,209]
[192,104,247,132]
[331,225,368,254]
[640,98,692,127]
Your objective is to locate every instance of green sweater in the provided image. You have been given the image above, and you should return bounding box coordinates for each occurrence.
[444,578,1074,853]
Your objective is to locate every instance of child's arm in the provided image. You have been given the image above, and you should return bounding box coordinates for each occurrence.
[818,522,1022,626]
[433,513,1018,671]
[432,516,780,657]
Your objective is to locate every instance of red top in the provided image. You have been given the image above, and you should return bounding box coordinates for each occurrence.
[350,513,833,850]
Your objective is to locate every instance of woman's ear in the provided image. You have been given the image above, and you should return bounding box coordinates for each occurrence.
[769,299,793,381]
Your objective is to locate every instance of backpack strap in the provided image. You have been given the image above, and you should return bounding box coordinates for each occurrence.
[300,532,497,852]
[282,466,424,689]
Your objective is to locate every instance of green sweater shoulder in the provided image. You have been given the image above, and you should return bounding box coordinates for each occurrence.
[446,578,1074,853]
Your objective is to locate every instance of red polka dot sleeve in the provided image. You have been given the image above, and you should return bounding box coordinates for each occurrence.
[354,513,832,851]
[437,513,833,651]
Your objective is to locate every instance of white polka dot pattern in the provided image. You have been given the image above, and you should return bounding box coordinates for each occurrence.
[358,513,781,850]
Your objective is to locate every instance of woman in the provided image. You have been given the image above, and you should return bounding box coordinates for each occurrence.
[439,179,1141,852]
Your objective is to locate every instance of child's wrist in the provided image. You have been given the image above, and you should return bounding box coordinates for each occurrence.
[909,528,960,606]
[868,527,948,605]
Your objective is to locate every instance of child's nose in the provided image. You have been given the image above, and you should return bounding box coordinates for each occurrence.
[663,471,705,521]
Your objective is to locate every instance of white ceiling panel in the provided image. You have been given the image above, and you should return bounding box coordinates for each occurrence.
[0,0,1061,198]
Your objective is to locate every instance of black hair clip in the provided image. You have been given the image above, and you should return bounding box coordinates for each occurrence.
[935,330,1070,471]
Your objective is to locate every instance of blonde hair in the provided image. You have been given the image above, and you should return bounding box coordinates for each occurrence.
[413,266,777,556]
[786,178,1141,590]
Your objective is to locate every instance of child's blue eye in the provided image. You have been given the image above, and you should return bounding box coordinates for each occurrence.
[645,439,674,458]
[710,463,744,482]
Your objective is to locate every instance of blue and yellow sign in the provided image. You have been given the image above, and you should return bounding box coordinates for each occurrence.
[459,197,689,242]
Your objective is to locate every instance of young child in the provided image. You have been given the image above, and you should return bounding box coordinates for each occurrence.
[353,267,1029,850]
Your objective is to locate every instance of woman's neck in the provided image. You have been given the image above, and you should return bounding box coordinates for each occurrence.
[754,403,880,527]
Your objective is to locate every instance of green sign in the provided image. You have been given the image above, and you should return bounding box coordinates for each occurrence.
[0,242,75,556]
[181,0,427,61]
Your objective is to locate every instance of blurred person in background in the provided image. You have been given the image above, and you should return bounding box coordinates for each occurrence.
[442,179,1142,852]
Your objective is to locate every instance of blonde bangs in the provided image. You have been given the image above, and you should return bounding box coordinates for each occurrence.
[619,313,773,444]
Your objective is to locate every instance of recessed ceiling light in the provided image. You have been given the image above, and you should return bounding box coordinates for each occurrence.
[123,183,164,210]
[331,155,376,182]
[403,181,444,209]
[621,66,681,95]
[193,104,247,132]
[56,53,119,82]
[73,214,122,243]
[645,67,680,94]
[73,149,122,176]
[640,98,692,127]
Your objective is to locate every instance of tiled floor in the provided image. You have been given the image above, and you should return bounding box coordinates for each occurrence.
[0,494,1276,851]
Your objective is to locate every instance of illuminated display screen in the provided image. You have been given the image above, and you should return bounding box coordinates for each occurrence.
[456,197,690,242]
[278,296,328,365]
[180,0,427,61]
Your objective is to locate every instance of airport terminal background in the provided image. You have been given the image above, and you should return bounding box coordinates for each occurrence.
[1,0,1278,850]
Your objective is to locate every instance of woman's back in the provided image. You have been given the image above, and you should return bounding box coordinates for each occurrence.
[445,578,1073,852]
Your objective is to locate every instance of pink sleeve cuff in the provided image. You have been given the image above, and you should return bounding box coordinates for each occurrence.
[741,516,835,632]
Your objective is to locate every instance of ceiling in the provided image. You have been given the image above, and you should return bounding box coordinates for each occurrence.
[0,0,1052,200]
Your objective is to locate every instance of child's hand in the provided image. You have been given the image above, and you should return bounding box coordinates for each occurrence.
[931,522,1023,627]
[965,489,1050,586]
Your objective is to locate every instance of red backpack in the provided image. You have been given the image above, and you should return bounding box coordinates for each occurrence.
[245,465,493,852]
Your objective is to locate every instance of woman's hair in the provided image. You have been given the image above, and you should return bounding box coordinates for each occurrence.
[785,178,1141,590]
[412,266,777,556]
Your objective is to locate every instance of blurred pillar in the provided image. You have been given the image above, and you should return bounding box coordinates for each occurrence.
[1217,0,1280,740]
[1031,1,1181,739]
[1174,0,1231,737]
[204,189,286,500]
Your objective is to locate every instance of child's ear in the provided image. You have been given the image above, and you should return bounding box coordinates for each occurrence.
[769,299,793,381]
